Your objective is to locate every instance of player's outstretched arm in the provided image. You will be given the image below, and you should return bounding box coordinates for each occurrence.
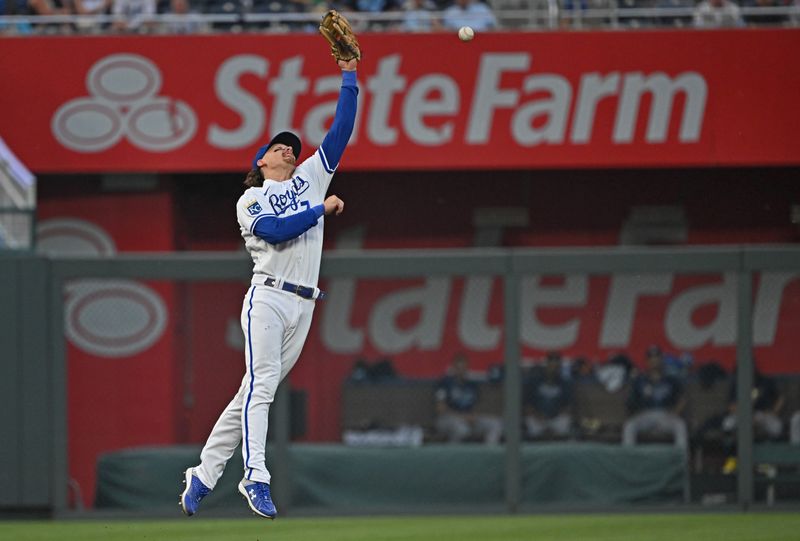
[252,205,324,245]
[251,195,344,244]
[319,63,359,171]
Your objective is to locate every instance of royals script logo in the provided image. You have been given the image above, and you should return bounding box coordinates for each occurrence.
[268,176,310,216]
[51,54,197,153]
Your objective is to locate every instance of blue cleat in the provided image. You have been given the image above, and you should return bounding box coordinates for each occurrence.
[238,480,277,519]
[180,468,211,517]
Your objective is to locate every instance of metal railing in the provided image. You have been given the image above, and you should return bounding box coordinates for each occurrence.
[1,5,798,35]
[0,136,36,251]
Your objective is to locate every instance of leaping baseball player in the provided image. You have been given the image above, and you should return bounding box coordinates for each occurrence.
[180,11,361,519]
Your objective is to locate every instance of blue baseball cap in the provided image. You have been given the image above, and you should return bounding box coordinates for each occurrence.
[251,131,301,170]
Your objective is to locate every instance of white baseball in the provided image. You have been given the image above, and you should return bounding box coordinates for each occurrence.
[458,26,474,42]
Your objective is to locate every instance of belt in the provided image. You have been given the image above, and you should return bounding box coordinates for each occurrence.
[254,275,326,300]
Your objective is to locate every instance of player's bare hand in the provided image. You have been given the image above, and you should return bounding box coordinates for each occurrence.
[323,195,344,216]
[338,59,358,71]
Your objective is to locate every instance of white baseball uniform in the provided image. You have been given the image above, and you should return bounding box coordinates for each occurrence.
[192,70,358,490]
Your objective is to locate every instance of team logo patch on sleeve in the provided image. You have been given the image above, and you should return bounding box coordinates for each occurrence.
[245,199,262,216]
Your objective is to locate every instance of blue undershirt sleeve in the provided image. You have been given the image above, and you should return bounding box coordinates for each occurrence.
[252,204,325,244]
[320,71,358,171]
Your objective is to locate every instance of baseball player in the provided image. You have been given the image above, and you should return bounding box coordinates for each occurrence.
[180,56,359,519]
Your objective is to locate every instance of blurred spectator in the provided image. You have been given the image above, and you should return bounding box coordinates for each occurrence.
[74,0,112,33]
[434,352,502,444]
[349,357,371,382]
[721,368,784,439]
[486,362,504,383]
[654,0,695,28]
[348,356,397,382]
[28,0,73,33]
[662,351,693,379]
[27,0,71,15]
[111,0,156,32]
[693,0,744,27]
[622,345,688,449]
[162,0,209,33]
[703,366,785,473]
[524,351,573,440]
[299,0,332,31]
[568,356,595,380]
[402,0,442,31]
[346,0,403,31]
[558,0,587,29]
[791,410,800,445]
[742,0,789,25]
[247,0,308,32]
[1,0,34,34]
[441,0,497,31]
[296,0,330,17]
[1,0,27,13]
[561,0,619,29]
[75,0,111,17]
[563,0,588,10]
[595,352,633,393]
[354,0,400,12]
[617,0,657,28]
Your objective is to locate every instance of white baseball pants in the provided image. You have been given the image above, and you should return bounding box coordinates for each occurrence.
[194,284,315,488]
[622,409,688,449]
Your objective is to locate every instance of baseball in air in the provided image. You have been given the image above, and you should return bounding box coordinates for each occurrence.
[458,26,474,42]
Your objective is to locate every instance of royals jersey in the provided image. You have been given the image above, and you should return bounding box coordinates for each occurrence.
[435,376,480,413]
[628,373,682,411]
[235,71,358,289]
[236,147,337,288]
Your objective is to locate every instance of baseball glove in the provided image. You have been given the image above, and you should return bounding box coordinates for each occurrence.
[318,10,361,63]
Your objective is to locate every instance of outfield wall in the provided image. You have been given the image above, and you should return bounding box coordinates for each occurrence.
[2,247,798,513]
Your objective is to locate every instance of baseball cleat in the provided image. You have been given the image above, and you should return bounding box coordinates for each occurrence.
[180,468,211,516]
[238,480,277,519]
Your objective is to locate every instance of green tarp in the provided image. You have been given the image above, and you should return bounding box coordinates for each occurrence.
[95,443,685,512]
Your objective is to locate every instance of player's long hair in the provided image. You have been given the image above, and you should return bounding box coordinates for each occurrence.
[244,169,264,188]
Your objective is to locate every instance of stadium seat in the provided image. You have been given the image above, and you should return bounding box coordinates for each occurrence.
[341,379,438,436]
[684,374,732,473]
[474,381,504,416]
[341,379,506,443]
[776,375,800,429]
[572,378,630,442]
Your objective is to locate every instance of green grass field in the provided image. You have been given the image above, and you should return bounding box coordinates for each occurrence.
[1,513,798,541]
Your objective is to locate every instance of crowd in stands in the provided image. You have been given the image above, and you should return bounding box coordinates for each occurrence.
[1,0,797,35]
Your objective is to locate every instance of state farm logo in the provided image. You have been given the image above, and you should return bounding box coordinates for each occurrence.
[51,54,197,152]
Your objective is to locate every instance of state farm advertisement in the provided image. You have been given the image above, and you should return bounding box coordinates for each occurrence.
[2,29,800,172]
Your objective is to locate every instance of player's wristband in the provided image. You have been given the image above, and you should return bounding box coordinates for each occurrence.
[342,71,357,87]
